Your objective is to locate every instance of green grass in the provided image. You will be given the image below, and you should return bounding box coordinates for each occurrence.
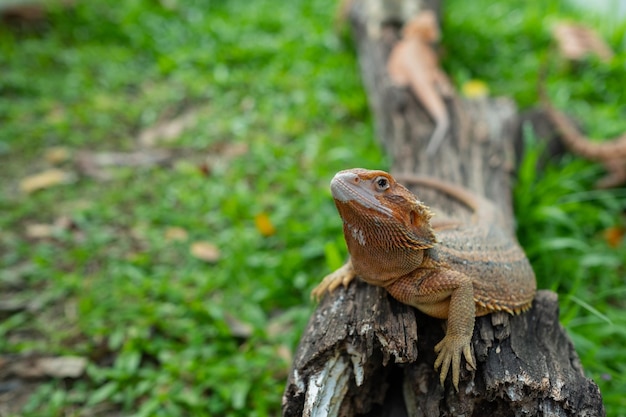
[1,0,625,415]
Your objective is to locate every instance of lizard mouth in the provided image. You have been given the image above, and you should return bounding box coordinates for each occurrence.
[330,169,393,216]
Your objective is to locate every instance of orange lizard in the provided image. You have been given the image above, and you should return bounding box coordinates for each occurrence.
[541,21,624,188]
[386,11,453,155]
[542,102,626,188]
[551,21,614,63]
[312,168,536,390]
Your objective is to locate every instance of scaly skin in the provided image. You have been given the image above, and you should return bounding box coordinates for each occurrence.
[386,11,453,156]
[543,101,626,188]
[312,168,536,391]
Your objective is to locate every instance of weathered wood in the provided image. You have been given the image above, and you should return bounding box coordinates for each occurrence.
[283,0,605,415]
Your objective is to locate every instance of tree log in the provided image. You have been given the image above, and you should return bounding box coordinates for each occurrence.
[283,1,605,415]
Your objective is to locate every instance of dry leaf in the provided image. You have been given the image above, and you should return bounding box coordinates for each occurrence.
[204,142,249,173]
[255,213,276,237]
[24,216,76,239]
[138,109,200,147]
[603,226,624,248]
[37,356,87,378]
[10,355,86,379]
[217,142,248,159]
[44,147,71,164]
[552,22,614,62]
[462,80,489,99]
[164,227,188,242]
[24,223,55,239]
[77,149,171,168]
[190,241,221,262]
[76,149,172,179]
[19,169,74,193]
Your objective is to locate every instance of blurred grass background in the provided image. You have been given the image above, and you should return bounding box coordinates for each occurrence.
[1,0,625,415]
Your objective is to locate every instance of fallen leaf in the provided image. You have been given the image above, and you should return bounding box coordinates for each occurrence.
[10,355,87,379]
[54,215,74,229]
[217,142,248,159]
[77,149,171,168]
[204,142,249,173]
[603,226,624,248]
[461,80,489,99]
[19,169,74,193]
[165,227,188,242]
[24,216,76,239]
[76,149,172,179]
[37,356,87,378]
[24,223,55,239]
[190,241,221,262]
[255,213,276,237]
[44,147,71,164]
[138,109,200,147]
[552,21,614,62]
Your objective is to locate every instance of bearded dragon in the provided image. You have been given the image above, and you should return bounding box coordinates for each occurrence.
[312,168,536,391]
[386,11,453,155]
[542,101,626,188]
[540,23,624,188]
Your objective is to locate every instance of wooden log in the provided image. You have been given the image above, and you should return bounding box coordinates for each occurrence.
[283,1,605,415]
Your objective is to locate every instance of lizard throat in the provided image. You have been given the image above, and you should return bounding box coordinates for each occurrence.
[347,223,367,246]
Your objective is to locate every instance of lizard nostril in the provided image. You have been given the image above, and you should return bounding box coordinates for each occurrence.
[333,171,361,186]
[345,173,360,183]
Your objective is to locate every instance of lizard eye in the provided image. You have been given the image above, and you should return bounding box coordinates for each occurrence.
[374,176,390,191]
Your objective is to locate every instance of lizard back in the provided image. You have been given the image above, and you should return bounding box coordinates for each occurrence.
[431,222,536,314]
[395,174,536,314]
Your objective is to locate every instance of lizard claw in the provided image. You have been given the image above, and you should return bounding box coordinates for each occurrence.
[434,335,475,391]
[310,261,356,301]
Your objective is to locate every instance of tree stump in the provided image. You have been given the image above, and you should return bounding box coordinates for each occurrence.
[282,1,605,415]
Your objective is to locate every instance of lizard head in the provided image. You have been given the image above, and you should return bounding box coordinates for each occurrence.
[330,168,436,281]
[402,10,440,43]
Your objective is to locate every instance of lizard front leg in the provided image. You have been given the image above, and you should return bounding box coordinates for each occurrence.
[311,259,356,300]
[386,268,476,391]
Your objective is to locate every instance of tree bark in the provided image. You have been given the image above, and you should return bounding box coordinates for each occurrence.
[283,0,605,415]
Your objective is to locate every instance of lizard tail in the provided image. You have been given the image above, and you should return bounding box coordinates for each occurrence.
[393,175,478,209]
[538,49,626,160]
